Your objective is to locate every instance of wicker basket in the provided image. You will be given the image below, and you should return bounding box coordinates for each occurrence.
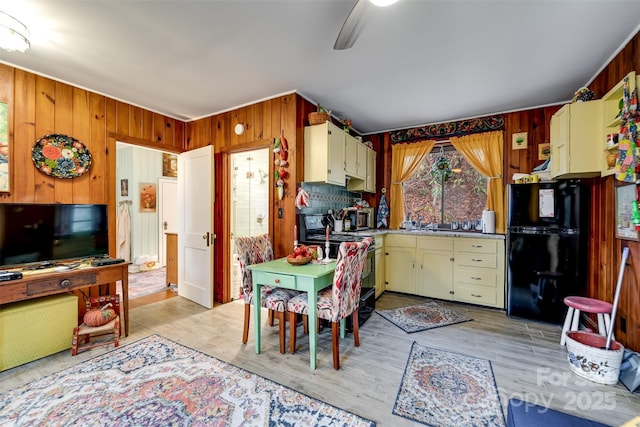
[566,331,624,385]
[308,112,329,126]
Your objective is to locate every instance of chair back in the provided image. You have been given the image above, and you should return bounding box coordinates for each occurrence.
[235,234,274,298]
[329,237,372,322]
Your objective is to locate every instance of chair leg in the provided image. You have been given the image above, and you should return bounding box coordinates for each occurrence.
[268,309,275,326]
[302,314,308,335]
[353,309,360,347]
[114,318,120,348]
[289,311,297,353]
[331,322,340,370]
[71,327,80,356]
[242,303,251,344]
[278,311,286,354]
[560,306,574,346]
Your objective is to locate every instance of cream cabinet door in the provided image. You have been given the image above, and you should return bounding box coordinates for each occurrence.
[415,249,453,300]
[385,247,415,294]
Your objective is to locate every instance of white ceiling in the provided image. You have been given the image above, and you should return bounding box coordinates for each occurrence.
[1,0,639,135]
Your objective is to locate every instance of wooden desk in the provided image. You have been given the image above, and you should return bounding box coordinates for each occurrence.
[247,258,336,369]
[0,263,130,336]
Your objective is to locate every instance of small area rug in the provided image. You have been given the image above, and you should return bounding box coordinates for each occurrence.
[394,342,505,427]
[128,267,176,299]
[0,335,375,426]
[376,301,471,333]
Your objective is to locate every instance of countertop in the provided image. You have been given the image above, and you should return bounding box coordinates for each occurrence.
[333,229,505,240]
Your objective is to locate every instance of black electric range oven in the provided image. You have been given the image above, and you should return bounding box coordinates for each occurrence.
[298,214,376,331]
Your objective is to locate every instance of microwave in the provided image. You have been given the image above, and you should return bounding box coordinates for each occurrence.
[345,207,374,231]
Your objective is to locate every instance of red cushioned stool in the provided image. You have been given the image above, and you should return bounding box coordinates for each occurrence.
[560,296,613,346]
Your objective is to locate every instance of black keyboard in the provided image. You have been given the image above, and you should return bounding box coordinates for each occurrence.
[91,258,125,267]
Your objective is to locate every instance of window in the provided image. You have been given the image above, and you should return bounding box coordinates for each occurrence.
[403,144,487,226]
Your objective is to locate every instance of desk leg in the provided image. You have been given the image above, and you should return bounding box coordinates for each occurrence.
[254,282,261,354]
[307,290,317,370]
[122,266,129,337]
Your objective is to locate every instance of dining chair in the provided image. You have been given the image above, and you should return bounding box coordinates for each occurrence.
[287,237,372,369]
[236,234,300,354]
[71,295,120,356]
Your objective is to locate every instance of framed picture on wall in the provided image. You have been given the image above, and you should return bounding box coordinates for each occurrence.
[512,132,528,150]
[615,183,639,241]
[120,179,129,196]
[140,182,157,213]
[538,143,550,160]
[163,153,178,177]
[0,102,9,192]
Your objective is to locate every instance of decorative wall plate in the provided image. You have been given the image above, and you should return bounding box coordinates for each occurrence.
[32,134,92,178]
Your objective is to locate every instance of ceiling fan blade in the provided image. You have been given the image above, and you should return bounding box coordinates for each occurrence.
[334,0,370,50]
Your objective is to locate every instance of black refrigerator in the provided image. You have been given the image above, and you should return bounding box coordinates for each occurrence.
[506,180,590,324]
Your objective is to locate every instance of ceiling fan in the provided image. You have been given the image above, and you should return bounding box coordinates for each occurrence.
[333,0,399,50]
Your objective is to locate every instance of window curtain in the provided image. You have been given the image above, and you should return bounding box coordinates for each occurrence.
[390,140,435,229]
[450,131,505,234]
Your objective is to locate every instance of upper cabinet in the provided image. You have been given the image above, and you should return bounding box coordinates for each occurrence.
[601,71,638,176]
[550,100,602,179]
[344,134,366,180]
[304,122,346,186]
[347,145,376,193]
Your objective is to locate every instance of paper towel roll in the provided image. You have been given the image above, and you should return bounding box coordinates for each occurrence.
[482,210,496,234]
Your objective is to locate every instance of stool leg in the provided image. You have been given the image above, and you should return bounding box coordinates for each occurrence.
[603,313,613,341]
[571,308,581,332]
[561,307,574,346]
[597,313,606,337]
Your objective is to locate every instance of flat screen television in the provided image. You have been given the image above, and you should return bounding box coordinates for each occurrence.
[0,203,109,268]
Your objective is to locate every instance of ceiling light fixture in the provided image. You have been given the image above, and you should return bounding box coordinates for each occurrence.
[369,0,399,6]
[234,123,245,136]
[0,11,30,53]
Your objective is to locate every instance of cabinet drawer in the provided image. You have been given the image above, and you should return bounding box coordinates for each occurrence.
[27,273,97,296]
[417,236,453,251]
[455,253,497,269]
[258,272,297,289]
[386,234,416,248]
[454,267,497,287]
[454,238,497,254]
[454,283,497,305]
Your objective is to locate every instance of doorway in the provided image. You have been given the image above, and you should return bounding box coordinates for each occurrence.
[116,142,179,304]
[229,148,270,300]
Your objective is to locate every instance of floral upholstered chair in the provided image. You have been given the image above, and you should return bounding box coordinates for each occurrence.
[236,234,300,354]
[287,237,372,369]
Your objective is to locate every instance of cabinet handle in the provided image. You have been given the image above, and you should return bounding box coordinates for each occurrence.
[470,293,482,298]
[60,279,71,288]
[274,278,280,284]
[471,277,482,280]
[471,245,483,248]
[471,258,482,262]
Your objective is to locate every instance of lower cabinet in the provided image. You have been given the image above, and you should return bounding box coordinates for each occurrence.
[374,234,385,298]
[384,233,505,309]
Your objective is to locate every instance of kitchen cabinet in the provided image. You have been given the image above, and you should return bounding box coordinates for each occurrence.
[385,234,453,300]
[549,100,602,178]
[344,134,366,180]
[453,238,505,308]
[384,232,505,309]
[415,237,453,300]
[304,122,346,186]
[374,234,385,298]
[385,234,417,294]
[601,71,638,176]
[347,147,376,193]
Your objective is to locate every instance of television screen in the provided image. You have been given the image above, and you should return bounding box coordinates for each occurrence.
[0,203,109,267]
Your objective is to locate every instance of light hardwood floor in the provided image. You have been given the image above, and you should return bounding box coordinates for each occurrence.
[2,292,639,426]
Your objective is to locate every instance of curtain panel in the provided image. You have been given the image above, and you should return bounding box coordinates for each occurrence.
[450,131,505,234]
[390,140,435,229]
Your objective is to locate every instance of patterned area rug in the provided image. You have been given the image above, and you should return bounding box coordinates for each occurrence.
[0,335,375,426]
[376,301,471,333]
[128,267,177,299]
[394,342,505,427]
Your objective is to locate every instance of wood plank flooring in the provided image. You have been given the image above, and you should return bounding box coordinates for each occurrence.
[2,292,639,426]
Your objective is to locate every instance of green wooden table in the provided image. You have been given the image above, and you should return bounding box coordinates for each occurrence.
[247,257,336,369]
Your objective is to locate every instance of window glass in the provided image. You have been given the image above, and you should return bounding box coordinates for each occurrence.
[403,145,487,227]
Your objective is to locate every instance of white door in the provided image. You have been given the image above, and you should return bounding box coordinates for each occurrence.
[178,145,214,308]
[158,178,178,266]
